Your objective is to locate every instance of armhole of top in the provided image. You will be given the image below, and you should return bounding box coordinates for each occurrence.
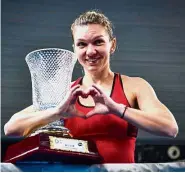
[118,74,132,108]
[110,73,116,97]
[118,74,138,138]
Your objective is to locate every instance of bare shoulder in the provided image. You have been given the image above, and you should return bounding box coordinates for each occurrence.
[120,75,154,92]
[120,74,158,106]
[120,75,148,84]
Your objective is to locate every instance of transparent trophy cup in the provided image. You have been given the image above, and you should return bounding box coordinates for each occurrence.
[25,48,77,136]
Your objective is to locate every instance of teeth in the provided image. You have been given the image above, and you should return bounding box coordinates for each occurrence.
[87,59,97,62]
[89,60,96,62]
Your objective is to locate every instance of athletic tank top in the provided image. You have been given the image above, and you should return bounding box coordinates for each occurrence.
[64,73,138,163]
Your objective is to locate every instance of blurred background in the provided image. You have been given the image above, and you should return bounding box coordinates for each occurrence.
[1,0,185,163]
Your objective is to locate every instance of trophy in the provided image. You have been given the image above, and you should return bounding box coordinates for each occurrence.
[3,48,102,164]
[25,48,76,136]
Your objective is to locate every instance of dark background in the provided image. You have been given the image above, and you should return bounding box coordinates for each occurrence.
[1,0,185,141]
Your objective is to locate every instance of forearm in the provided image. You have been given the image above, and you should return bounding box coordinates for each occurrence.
[116,104,178,137]
[4,108,60,137]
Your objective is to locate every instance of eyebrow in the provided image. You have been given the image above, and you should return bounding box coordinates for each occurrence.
[76,35,104,42]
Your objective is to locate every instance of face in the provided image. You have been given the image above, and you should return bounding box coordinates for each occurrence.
[73,24,116,73]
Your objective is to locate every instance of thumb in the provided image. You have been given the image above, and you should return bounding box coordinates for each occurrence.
[76,110,86,118]
[86,109,97,118]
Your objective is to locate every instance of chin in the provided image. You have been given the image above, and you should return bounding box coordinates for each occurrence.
[86,66,100,73]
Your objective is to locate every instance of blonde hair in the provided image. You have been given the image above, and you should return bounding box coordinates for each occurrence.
[71,9,114,41]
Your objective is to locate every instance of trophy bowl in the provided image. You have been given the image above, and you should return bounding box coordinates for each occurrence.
[26,48,76,134]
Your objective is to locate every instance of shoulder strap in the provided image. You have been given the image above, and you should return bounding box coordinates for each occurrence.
[71,77,83,88]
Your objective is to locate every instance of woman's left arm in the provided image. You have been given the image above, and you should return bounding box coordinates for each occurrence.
[121,77,178,138]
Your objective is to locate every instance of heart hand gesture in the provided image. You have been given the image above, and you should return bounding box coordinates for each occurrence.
[55,84,124,119]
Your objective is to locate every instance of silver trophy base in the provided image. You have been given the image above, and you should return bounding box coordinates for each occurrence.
[29,120,71,137]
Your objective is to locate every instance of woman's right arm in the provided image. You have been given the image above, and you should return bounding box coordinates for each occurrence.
[4,84,83,137]
[4,105,61,137]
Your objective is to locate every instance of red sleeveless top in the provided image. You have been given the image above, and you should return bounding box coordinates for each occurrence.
[64,73,138,163]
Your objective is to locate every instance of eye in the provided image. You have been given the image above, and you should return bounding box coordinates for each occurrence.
[94,39,104,46]
[77,42,87,48]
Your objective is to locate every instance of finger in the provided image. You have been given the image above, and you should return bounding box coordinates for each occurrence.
[69,109,86,118]
[89,86,101,97]
[86,110,97,118]
[72,88,91,99]
[61,85,80,103]
[91,84,104,94]
[70,88,84,103]
[70,93,80,104]
[73,89,84,97]
[76,110,86,118]
[64,84,81,100]
[86,87,99,97]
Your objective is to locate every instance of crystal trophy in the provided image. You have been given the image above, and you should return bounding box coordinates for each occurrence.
[25,48,77,136]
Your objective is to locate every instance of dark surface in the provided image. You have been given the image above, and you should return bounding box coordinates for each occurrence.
[1,0,185,140]
[1,136,185,163]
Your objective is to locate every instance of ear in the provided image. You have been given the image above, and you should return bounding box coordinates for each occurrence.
[110,38,117,54]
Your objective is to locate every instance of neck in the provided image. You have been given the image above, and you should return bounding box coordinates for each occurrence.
[83,68,114,87]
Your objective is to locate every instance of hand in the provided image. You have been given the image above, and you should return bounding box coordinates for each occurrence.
[86,84,125,118]
[55,85,88,119]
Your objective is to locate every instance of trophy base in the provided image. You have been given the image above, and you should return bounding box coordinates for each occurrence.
[3,133,102,164]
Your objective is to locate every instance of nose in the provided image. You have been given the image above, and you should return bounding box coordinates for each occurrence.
[86,44,96,57]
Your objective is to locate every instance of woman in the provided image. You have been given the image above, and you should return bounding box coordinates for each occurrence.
[4,10,178,163]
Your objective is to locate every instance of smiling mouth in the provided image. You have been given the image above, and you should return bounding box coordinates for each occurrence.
[85,58,99,65]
